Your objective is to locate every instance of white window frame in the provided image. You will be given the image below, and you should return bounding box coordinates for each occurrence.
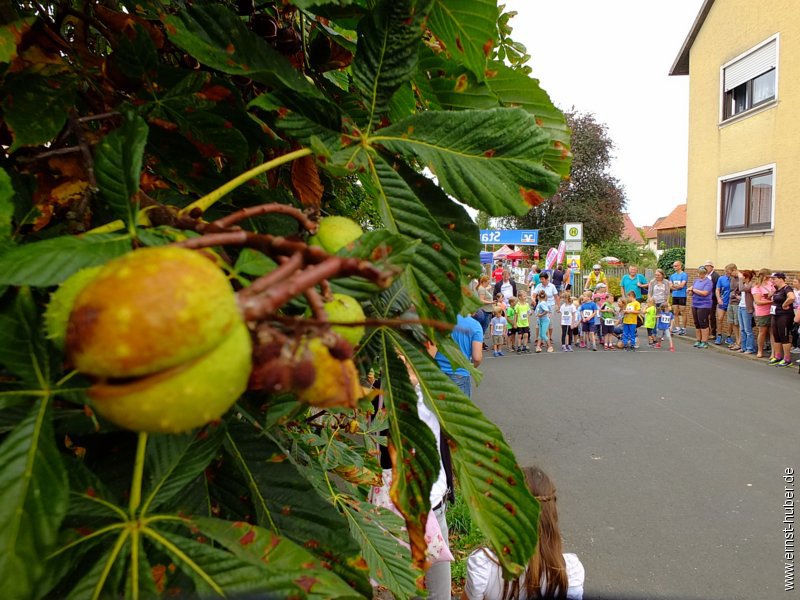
[716,163,776,236]
[718,33,780,125]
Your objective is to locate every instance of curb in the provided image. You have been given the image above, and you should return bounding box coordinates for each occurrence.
[674,327,799,367]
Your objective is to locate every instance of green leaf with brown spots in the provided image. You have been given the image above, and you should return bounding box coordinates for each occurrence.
[427,0,498,81]
[391,331,540,579]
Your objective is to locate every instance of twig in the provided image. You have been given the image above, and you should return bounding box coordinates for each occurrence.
[77,111,120,123]
[211,203,318,232]
[69,112,98,190]
[17,146,82,163]
[239,257,394,321]
[304,287,327,320]
[245,253,304,296]
[269,315,456,332]
[173,229,331,265]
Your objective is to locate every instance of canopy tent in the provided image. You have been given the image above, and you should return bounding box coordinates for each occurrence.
[479,251,494,264]
[600,256,622,265]
[506,250,528,260]
[492,245,514,259]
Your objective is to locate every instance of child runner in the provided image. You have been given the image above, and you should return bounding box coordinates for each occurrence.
[516,292,532,353]
[622,291,641,351]
[579,293,599,351]
[506,296,518,352]
[490,308,507,357]
[534,291,553,353]
[571,297,581,347]
[656,303,675,351]
[644,297,657,347]
[600,294,617,350]
[559,292,577,352]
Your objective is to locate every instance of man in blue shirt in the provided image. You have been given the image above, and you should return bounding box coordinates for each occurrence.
[715,264,733,345]
[434,313,483,399]
[621,265,648,300]
[669,260,688,335]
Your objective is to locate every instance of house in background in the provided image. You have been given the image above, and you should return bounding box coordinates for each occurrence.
[642,217,665,257]
[621,213,644,247]
[669,0,799,274]
[655,204,687,251]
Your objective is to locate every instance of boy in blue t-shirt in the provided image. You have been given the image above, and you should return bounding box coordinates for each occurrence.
[656,303,675,351]
[579,293,599,351]
[715,269,732,346]
[669,265,689,335]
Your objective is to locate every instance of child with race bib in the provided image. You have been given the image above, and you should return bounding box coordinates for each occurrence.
[579,292,599,351]
[490,308,507,357]
[622,291,641,351]
[559,292,577,352]
[516,292,532,353]
[656,303,675,351]
[534,291,553,353]
[644,297,657,347]
[600,295,617,350]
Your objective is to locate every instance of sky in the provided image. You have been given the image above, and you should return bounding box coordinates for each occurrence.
[502,0,705,229]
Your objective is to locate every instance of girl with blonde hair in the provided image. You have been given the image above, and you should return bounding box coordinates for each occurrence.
[463,467,584,599]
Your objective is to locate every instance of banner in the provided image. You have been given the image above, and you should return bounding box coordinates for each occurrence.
[480,229,539,245]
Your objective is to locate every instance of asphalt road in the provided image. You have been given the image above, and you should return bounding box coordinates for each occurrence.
[472,331,799,600]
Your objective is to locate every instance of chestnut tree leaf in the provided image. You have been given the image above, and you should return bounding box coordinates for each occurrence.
[94,112,149,232]
[0,167,13,251]
[392,331,540,579]
[0,233,131,287]
[427,0,498,82]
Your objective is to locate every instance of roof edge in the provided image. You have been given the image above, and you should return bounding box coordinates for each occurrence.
[669,0,716,76]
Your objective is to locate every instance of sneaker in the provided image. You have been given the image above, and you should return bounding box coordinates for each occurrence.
[498,351,505,356]
[714,335,722,345]
[678,328,685,335]
[725,337,734,345]
[631,345,636,352]
[790,347,800,354]
[669,347,675,352]
[655,343,662,349]
[592,345,597,351]
[547,346,554,353]
[535,347,541,353]
[696,342,708,348]
[566,345,573,352]
[777,360,792,368]
[492,351,498,357]
[561,345,567,352]
[693,341,702,347]
[768,357,782,365]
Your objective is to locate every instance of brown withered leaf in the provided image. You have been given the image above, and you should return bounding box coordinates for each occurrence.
[290,154,323,209]
[94,6,165,48]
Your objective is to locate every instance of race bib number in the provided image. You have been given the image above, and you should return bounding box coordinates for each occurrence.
[626,305,635,312]
[659,315,672,324]
[770,305,776,315]
[561,314,572,325]
[604,318,615,326]
[582,310,593,319]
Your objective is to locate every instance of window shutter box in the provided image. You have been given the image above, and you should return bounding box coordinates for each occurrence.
[724,40,776,91]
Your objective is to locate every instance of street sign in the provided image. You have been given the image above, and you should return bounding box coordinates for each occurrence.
[479,229,539,246]
[567,255,581,271]
[565,240,583,252]
[564,222,583,242]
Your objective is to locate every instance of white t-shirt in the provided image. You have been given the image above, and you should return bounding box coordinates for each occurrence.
[559,303,577,326]
[465,548,584,600]
[500,281,514,301]
[415,386,447,508]
[534,283,558,307]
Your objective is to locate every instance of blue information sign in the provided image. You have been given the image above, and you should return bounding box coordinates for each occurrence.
[479,229,539,246]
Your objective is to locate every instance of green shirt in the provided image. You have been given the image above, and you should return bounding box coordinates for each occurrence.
[644,305,657,328]
[516,303,530,327]
[506,306,517,327]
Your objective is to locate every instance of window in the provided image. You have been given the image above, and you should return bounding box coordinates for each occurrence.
[722,38,777,120]
[720,169,773,233]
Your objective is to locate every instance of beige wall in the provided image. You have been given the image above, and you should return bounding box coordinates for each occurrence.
[685,0,800,271]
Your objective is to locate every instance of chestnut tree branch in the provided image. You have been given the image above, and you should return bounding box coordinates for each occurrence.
[211,203,318,232]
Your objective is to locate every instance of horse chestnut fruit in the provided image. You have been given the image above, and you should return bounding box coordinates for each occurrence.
[323,293,365,347]
[309,216,363,254]
[45,265,103,350]
[295,339,363,408]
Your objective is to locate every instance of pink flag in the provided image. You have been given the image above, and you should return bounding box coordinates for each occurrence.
[545,247,558,270]
[556,241,566,265]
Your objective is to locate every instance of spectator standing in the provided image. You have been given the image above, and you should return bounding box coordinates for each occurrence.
[621,265,648,300]
[433,314,483,398]
[726,266,741,350]
[475,275,495,336]
[690,265,714,348]
[768,273,796,367]
[493,270,517,302]
[714,264,734,346]
[738,269,756,354]
[552,266,565,293]
[463,467,585,600]
[586,264,606,291]
[492,263,504,283]
[792,276,800,357]
[647,269,670,306]
[704,259,720,339]
[669,260,689,335]
[528,266,541,290]
[751,269,774,358]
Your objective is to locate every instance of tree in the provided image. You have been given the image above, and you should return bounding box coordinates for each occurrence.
[504,110,626,247]
[0,1,571,598]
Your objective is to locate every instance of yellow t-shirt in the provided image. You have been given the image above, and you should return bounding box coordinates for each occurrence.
[622,300,641,325]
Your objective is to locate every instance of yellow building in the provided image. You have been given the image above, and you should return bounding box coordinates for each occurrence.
[670,0,799,273]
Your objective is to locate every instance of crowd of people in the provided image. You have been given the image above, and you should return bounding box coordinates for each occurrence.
[472,260,800,365]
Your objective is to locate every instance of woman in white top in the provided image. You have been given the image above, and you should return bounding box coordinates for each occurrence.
[463,466,584,600]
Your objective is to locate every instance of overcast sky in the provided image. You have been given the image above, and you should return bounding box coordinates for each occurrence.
[503,0,704,228]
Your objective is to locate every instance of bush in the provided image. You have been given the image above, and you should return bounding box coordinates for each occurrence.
[658,248,686,276]
[607,276,622,298]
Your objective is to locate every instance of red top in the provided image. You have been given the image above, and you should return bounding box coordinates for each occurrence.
[493,267,504,283]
